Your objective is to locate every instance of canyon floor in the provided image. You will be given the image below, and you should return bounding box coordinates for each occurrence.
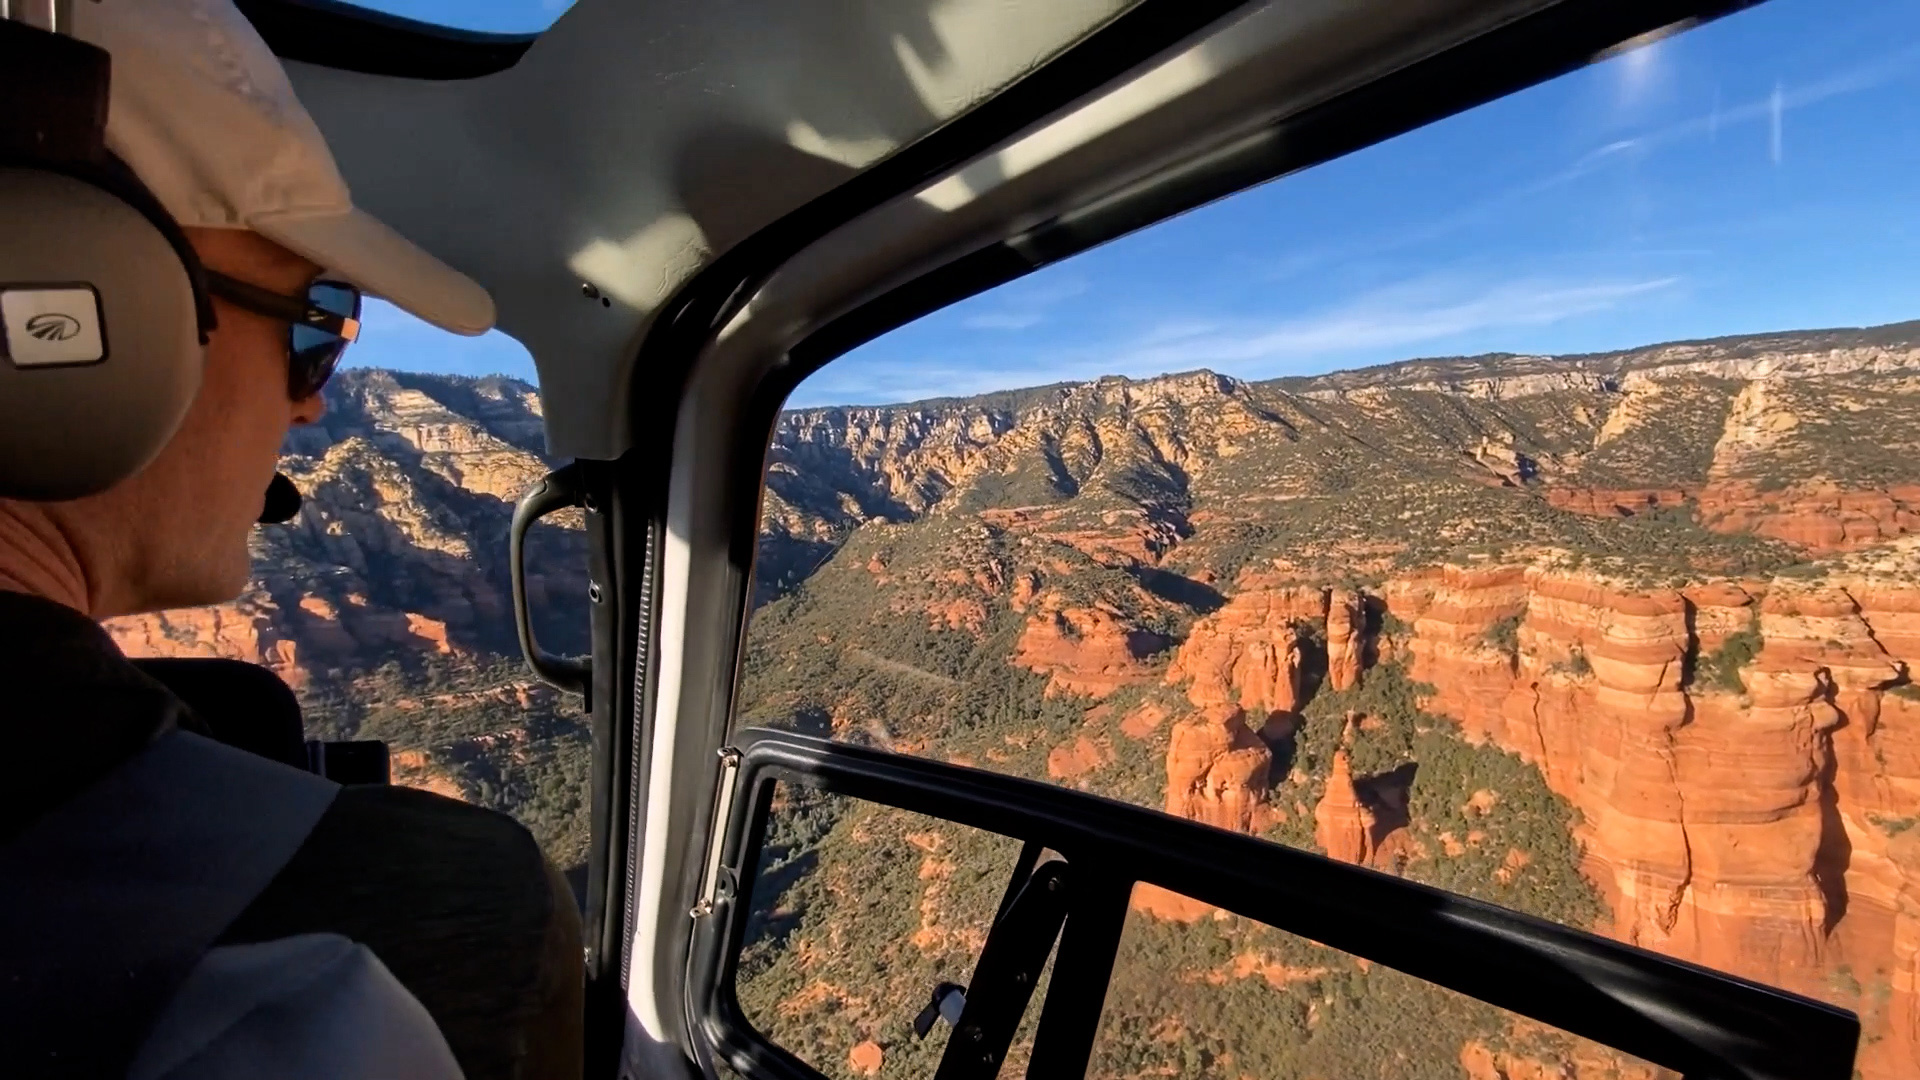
[114,321,1920,1079]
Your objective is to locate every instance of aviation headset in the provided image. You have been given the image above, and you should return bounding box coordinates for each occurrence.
[0,7,301,521]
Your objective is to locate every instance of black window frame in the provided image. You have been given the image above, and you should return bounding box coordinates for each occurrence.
[689,728,1859,1080]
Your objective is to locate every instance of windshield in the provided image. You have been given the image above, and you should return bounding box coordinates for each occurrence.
[735,1,1920,1077]
[318,0,573,35]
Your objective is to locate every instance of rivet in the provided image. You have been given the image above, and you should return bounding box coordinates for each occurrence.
[580,282,601,300]
[588,582,604,603]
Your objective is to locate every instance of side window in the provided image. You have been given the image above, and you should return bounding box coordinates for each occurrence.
[739,2,1920,1078]
[109,299,595,872]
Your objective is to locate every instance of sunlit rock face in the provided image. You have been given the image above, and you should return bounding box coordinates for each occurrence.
[1140,558,1920,1080]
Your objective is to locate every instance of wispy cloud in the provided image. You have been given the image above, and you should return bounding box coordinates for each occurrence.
[792,273,1682,407]
[1106,275,1680,374]
[961,311,1045,330]
[954,273,1089,332]
[793,359,1047,407]
[1542,41,1920,188]
[1259,41,1920,284]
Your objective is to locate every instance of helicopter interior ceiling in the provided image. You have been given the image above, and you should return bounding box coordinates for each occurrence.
[280,0,1573,458]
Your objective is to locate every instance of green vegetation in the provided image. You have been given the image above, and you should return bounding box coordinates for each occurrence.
[1283,662,1603,926]
[1301,662,1422,779]
[1869,813,1919,837]
[1691,616,1763,695]
[1090,914,1542,1080]
[730,637,1607,1077]
[734,792,1029,1079]
[304,655,592,867]
[1548,646,1592,678]
[1483,614,1522,656]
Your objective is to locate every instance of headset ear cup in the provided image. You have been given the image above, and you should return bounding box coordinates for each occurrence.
[0,167,202,501]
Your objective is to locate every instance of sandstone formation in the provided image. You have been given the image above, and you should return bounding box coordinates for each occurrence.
[1314,740,1375,866]
[1012,599,1166,697]
[1131,551,1920,1076]
[1698,480,1920,552]
[1165,580,1330,727]
[1163,704,1273,833]
[390,749,468,800]
[1045,734,1112,780]
[1324,588,1370,692]
[1371,560,1918,1079]
[105,593,302,684]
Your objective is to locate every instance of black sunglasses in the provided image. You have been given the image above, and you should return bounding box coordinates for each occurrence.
[203,269,362,400]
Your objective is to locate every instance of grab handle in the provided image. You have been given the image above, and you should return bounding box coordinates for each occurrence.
[510,464,592,696]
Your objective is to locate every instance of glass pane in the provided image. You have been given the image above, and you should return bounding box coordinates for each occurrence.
[740,2,1920,1077]
[321,0,571,35]
[107,303,594,870]
[1098,883,1676,1080]
[735,785,1035,1079]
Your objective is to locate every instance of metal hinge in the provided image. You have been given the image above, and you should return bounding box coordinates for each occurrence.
[690,746,742,918]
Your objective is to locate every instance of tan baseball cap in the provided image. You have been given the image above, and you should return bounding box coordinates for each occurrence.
[67,0,495,336]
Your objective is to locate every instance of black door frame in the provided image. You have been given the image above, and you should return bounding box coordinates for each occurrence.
[689,728,1857,1080]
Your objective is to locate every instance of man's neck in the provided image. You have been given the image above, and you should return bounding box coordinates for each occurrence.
[0,503,94,614]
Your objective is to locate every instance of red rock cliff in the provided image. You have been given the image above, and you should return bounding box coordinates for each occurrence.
[1375,561,1918,1080]
[1145,556,1920,1077]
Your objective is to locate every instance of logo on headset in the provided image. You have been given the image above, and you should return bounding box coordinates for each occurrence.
[24,312,83,342]
[2,287,105,367]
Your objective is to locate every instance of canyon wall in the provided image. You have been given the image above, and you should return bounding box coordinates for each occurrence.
[1151,556,1920,1079]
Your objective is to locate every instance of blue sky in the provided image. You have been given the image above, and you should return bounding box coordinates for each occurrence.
[342,0,1920,407]
[351,0,573,33]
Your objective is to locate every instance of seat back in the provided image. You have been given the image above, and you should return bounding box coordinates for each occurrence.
[134,657,391,784]
[132,657,308,769]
